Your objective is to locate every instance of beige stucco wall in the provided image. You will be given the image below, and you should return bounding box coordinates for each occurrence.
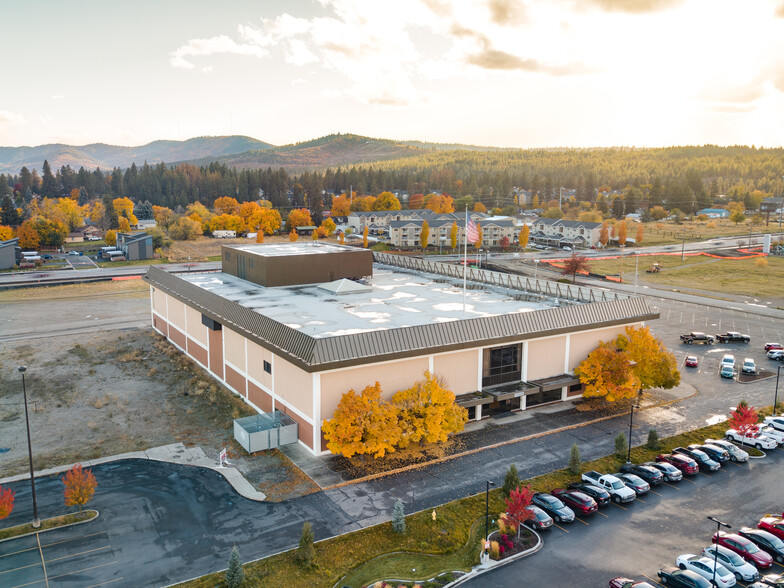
[568,325,632,371]
[152,288,167,316]
[526,335,568,380]
[320,357,430,422]
[432,350,479,395]
[167,296,187,332]
[223,327,246,372]
[274,356,313,419]
[185,306,208,347]
[246,339,273,390]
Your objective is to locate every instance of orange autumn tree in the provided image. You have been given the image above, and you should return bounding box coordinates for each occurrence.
[618,221,627,246]
[615,325,680,391]
[62,463,97,511]
[635,223,644,245]
[575,345,641,402]
[285,208,312,232]
[519,225,529,249]
[322,383,401,458]
[362,225,368,248]
[213,196,240,215]
[331,194,351,217]
[392,371,468,448]
[0,225,14,241]
[599,222,609,248]
[0,485,14,519]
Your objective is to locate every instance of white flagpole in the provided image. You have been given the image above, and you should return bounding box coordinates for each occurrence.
[463,205,468,313]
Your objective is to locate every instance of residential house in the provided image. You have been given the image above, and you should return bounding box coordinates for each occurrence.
[530,218,602,248]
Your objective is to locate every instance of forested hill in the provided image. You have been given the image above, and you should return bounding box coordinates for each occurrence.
[0,135,272,173]
[179,134,445,171]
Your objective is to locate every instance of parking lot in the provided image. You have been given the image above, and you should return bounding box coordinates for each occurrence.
[0,521,122,587]
[466,440,783,587]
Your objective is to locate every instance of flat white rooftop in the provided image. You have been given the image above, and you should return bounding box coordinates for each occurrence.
[182,264,558,338]
[228,242,353,257]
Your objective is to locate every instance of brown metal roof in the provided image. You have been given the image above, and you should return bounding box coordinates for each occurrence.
[144,266,659,373]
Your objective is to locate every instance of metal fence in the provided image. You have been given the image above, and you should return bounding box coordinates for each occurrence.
[372,252,629,303]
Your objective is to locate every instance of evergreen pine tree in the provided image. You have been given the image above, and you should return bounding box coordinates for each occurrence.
[297,521,315,566]
[225,546,244,588]
[392,499,406,534]
[41,160,59,198]
[501,464,520,498]
[615,433,627,458]
[1,194,20,226]
[568,443,581,475]
[646,429,660,451]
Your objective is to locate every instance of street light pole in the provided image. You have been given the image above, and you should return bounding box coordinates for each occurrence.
[485,480,496,552]
[775,365,781,416]
[707,516,731,586]
[18,366,40,528]
[626,389,642,464]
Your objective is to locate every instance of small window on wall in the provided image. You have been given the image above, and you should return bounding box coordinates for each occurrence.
[264,360,272,374]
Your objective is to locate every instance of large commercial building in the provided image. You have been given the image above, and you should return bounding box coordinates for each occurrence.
[144,243,657,455]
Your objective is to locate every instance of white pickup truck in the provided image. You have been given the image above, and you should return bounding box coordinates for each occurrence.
[581,470,636,503]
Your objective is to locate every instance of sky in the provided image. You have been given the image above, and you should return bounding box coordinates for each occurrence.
[2,0,784,149]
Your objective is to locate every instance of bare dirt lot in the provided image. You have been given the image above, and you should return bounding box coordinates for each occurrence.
[0,282,317,501]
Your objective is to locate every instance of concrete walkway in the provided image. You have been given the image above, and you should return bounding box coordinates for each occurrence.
[0,442,266,501]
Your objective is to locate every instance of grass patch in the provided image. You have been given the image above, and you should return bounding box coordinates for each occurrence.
[178,411,772,588]
[586,253,784,298]
[96,259,165,268]
[0,510,98,541]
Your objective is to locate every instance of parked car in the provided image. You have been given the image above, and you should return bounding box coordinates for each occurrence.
[657,566,712,587]
[550,489,598,515]
[672,446,720,471]
[721,364,735,378]
[713,531,774,569]
[581,471,636,503]
[702,544,761,582]
[619,463,664,485]
[531,492,575,523]
[767,350,784,361]
[523,505,553,530]
[615,473,650,495]
[725,429,778,450]
[742,358,757,374]
[716,332,751,343]
[739,527,784,563]
[685,356,699,368]
[764,343,783,351]
[675,553,736,588]
[756,573,784,586]
[41,253,53,260]
[763,416,784,433]
[689,443,729,463]
[681,332,715,345]
[567,482,611,506]
[87,235,101,241]
[609,579,656,588]
[644,460,684,482]
[704,438,749,462]
[656,453,699,475]
[721,354,736,367]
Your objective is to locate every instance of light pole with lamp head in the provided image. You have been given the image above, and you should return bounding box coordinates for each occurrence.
[18,366,40,528]
[626,387,643,464]
[707,516,731,586]
[485,480,496,553]
[774,365,781,416]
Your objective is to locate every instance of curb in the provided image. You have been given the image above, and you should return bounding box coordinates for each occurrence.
[322,388,700,491]
[444,528,543,588]
[0,510,99,544]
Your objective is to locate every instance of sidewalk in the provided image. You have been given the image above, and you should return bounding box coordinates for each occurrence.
[0,442,266,501]
[281,382,698,490]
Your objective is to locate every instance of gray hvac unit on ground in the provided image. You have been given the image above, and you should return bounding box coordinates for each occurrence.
[233,411,298,452]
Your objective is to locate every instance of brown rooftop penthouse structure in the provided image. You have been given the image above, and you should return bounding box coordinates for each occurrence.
[144,243,658,455]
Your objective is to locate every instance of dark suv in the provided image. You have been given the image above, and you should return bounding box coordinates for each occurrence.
[619,463,664,486]
[673,446,720,472]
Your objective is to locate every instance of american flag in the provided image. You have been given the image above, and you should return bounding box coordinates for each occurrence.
[466,217,479,245]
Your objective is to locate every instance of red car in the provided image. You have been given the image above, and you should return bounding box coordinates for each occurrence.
[713,531,773,569]
[551,489,598,515]
[609,578,656,588]
[759,516,784,541]
[685,356,699,367]
[765,343,783,351]
[656,453,699,475]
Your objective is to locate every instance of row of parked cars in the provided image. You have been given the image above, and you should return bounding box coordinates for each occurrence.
[608,416,784,588]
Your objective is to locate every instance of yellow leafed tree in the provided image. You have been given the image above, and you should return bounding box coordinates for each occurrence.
[635,223,644,244]
[519,225,529,249]
[575,345,641,402]
[362,225,368,248]
[450,222,458,249]
[615,326,680,391]
[322,383,401,458]
[392,371,468,447]
[420,220,430,249]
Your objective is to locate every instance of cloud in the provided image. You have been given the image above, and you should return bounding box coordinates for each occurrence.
[0,109,26,125]
[776,2,784,17]
[202,66,213,74]
[708,103,756,114]
[487,0,527,25]
[51,94,65,100]
[170,33,268,69]
[584,0,683,13]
